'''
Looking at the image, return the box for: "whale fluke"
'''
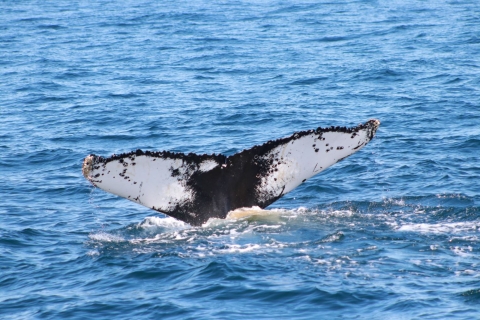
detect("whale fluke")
[82,119,380,226]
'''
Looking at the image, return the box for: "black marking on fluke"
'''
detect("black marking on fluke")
[82,119,380,226]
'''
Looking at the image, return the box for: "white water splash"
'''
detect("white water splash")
[137,216,189,230]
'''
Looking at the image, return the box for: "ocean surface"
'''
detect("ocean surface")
[1,0,480,319]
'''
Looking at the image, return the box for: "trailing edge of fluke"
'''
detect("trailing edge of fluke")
[83,119,380,226]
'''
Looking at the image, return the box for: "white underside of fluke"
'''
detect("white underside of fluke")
[255,128,374,202]
[83,119,380,225]
[84,155,221,212]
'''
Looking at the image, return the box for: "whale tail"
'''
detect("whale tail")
[83,119,380,226]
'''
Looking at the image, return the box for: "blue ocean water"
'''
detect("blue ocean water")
[1,0,480,318]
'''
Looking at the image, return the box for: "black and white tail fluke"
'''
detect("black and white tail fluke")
[82,119,380,226]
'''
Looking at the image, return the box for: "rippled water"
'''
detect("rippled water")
[1,0,480,319]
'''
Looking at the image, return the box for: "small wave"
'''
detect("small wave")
[289,76,327,86]
[460,289,480,302]
[88,231,125,243]
[86,250,100,256]
[452,138,480,150]
[215,244,263,254]
[315,35,350,42]
[451,246,474,257]
[319,209,357,218]
[449,235,479,243]
[397,222,479,234]
[320,231,345,243]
